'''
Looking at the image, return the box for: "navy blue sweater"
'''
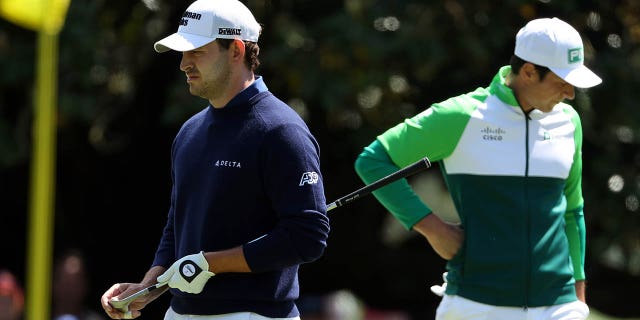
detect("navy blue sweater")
[152,77,330,317]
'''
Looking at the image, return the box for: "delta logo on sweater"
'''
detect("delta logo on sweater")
[215,160,241,168]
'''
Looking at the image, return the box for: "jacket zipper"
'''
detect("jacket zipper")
[523,113,531,309]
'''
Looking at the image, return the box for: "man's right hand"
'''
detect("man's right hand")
[413,213,464,260]
[101,283,141,319]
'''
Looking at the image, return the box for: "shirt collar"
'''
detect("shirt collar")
[214,76,268,110]
[489,66,519,107]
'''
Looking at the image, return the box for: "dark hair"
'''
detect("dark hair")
[216,38,260,72]
[509,55,551,80]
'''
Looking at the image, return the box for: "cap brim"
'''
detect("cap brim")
[154,32,216,53]
[550,65,602,89]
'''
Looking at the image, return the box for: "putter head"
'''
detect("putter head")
[109,296,132,312]
[109,296,137,319]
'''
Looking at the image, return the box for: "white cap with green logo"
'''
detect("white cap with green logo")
[514,17,602,88]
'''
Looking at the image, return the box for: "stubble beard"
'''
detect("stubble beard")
[189,58,231,103]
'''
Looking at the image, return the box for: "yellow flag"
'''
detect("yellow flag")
[0,0,70,34]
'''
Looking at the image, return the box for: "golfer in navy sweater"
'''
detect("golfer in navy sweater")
[100,0,330,319]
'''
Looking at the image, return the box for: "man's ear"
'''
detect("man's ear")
[520,62,538,82]
[231,39,246,61]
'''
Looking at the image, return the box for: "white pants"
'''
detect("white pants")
[164,307,301,320]
[436,295,589,320]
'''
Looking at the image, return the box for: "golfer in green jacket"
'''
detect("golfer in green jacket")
[355,17,601,320]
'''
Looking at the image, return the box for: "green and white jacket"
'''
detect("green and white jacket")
[355,66,586,307]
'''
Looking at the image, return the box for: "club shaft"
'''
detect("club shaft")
[327,157,431,212]
[145,282,166,293]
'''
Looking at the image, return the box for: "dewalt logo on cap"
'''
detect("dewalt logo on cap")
[568,48,583,64]
[219,28,242,36]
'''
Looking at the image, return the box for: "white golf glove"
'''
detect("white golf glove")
[157,251,215,294]
[430,272,448,297]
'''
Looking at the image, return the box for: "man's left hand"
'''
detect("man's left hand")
[157,251,215,294]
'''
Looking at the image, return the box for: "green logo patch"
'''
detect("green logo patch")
[568,48,583,64]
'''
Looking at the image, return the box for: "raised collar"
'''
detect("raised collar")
[489,66,519,108]
[211,76,268,111]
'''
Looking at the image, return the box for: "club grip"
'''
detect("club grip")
[327,157,431,212]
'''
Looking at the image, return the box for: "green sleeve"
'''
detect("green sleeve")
[354,140,431,229]
[565,208,587,280]
[563,105,586,280]
[563,106,585,213]
[355,96,477,229]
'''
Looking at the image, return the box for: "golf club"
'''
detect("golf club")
[327,156,432,212]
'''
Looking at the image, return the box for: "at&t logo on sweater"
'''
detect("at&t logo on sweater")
[299,172,319,186]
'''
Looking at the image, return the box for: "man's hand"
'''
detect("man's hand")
[157,251,215,294]
[101,283,137,319]
[413,214,464,260]
[575,280,586,303]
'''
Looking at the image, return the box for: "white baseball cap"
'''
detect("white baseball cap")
[154,0,261,53]
[514,17,602,88]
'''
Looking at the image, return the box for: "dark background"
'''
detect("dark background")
[1,0,639,318]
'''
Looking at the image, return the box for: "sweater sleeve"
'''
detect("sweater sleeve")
[242,123,330,273]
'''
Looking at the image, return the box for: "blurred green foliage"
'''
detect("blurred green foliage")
[1,0,639,318]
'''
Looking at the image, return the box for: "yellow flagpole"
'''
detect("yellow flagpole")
[0,0,69,319]
[0,0,71,318]
[25,29,58,320]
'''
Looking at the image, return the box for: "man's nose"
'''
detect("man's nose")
[180,54,191,72]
